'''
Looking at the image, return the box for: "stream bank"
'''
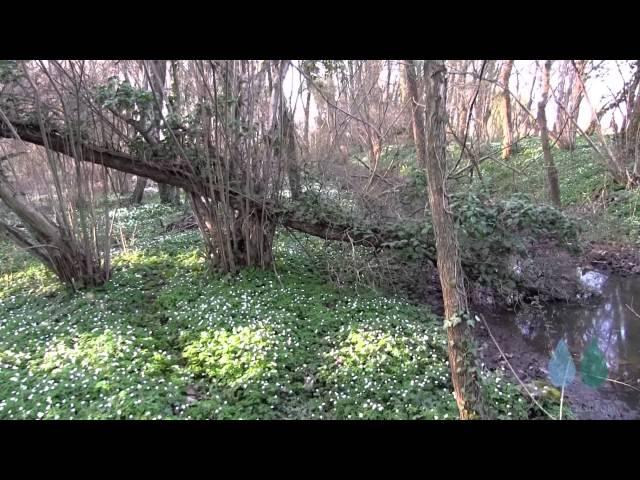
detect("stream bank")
[473,244,640,420]
[409,242,640,419]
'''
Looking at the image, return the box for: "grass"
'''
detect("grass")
[0,199,565,420]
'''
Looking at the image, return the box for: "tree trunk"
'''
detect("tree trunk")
[566,60,585,150]
[404,59,486,420]
[628,64,640,176]
[166,60,184,206]
[473,60,498,147]
[523,65,539,136]
[304,88,311,153]
[498,60,514,159]
[158,183,180,205]
[269,60,302,201]
[190,194,275,272]
[555,60,585,151]
[585,118,598,137]
[538,61,562,208]
[0,170,108,289]
[130,176,147,204]
[147,60,177,203]
[113,171,131,194]
[562,60,585,150]
[283,109,302,200]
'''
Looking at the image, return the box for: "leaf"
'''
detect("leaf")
[548,339,576,388]
[580,339,608,388]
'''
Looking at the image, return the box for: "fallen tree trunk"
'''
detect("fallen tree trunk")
[1,122,187,188]
[0,120,261,212]
[1,119,582,302]
[0,120,429,253]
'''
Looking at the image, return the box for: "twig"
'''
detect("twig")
[625,303,640,318]
[353,156,394,187]
[479,313,557,419]
[449,135,531,178]
[559,381,565,420]
[601,375,640,393]
[486,155,524,175]
[291,62,384,139]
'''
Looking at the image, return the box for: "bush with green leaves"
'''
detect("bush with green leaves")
[452,191,580,296]
[290,186,580,303]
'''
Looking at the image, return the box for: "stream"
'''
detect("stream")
[477,270,640,419]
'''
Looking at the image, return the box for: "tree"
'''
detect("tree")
[403,59,486,419]
[553,60,586,151]
[130,176,147,204]
[146,60,180,205]
[472,60,499,147]
[268,60,302,201]
[0,61,112,289]
[623,61,640,176]
[0,161,110,289]
[0,59,586,291]
[556,61,636,187]
[537,61,561,208]
[124,61,178,206]
[498,60,514,159]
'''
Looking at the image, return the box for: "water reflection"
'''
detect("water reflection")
[579,270,608,292]
[500,273,640,412]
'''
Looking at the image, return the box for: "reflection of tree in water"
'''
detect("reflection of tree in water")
[544,277,640,394]
[498,274,640,412]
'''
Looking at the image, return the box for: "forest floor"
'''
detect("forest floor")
[582,241,640,276]
[0,202,564,420]
[2,137,640,420]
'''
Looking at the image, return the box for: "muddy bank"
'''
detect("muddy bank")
[584,241,640,276]
[397,244,640,420]
[473,312,638,420]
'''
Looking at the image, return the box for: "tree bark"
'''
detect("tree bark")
[498,60,514,159]
[304,89,311,152]
[554,60,585,151]
[159,182,180,205]
[565,60,585,151]
[190,193,275,272]
[130,176,147,204]
[628,62,640,176]
[0,120,249,209]
[146,60,179,204]
[0,169,108,288]
[538,61,562,208]
[283,109,302,200]
[404,59,486,420]
[112,171,131,194]
[269,60,302,201]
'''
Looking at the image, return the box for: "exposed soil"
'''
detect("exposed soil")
[583,241,640,276]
